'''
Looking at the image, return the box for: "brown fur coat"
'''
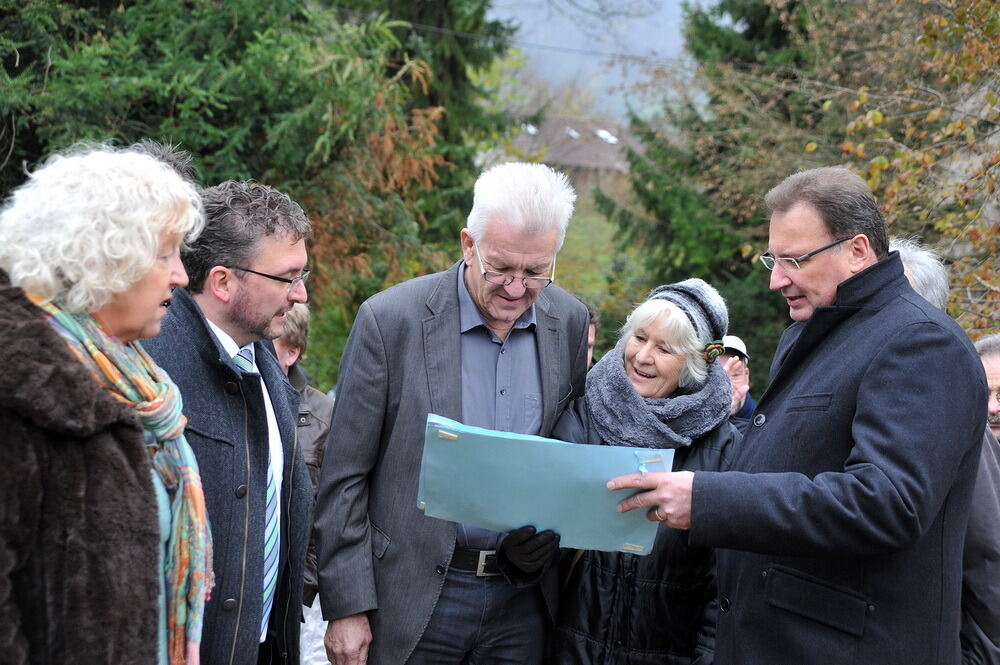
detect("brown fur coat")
[0,274,161,665]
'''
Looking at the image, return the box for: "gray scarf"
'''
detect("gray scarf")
[585,340,732,449]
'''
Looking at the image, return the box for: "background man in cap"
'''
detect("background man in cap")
[720,334,754,432]
[608,166,987,665]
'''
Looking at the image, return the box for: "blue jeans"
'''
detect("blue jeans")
[406,566,547,665]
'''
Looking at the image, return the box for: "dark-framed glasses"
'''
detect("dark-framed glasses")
[474,243,554,290]
[759,237,852,271]
[229,265,311,288]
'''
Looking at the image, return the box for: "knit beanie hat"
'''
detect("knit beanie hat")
[647,278,729,347]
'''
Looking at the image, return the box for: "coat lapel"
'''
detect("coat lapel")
[422,264,463,421]
[535,293,564,436]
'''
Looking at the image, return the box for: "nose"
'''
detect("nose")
[170,253,189,289]
[288,277,308,303]
[502,278,527,298]
[769,263,791,291]
[634,341,654,365]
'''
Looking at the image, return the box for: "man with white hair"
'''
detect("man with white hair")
[313,162,590,665]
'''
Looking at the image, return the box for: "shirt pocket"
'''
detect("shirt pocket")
[523,393,542,433]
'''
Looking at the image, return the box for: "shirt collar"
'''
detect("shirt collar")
[457,261,536,334]
[206,318,255,365]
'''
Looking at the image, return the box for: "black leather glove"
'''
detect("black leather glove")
[498,525,560,574]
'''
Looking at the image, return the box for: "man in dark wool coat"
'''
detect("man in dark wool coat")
[145,181,313,665]
[609,166,988,665]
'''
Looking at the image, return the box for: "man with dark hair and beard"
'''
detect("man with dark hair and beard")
[145,180,314,665]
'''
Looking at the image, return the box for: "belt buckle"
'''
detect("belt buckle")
[476,549,500,577]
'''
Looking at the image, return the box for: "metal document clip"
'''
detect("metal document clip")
[436,429,459,441]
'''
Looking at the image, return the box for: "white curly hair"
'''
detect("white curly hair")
[0,143,204,313]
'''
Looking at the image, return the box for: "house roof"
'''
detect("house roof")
[512,116,638,172]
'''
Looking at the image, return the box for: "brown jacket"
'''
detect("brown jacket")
[0,274,161,665]
[288,363,335,607]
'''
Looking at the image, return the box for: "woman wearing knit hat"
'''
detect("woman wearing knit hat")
[550,278,740,665]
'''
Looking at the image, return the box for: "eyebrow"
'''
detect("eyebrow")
[270,265,309,277]
[483,256,550,274]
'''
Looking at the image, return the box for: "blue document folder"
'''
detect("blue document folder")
[417,414,674,555]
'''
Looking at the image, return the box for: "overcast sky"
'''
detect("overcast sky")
[487,1,689,118]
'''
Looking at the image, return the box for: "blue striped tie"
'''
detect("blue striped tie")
[260,461,278,639]
[233,347,255,373]
[231,348,279,640]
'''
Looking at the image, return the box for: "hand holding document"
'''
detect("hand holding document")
[417,414,675,555]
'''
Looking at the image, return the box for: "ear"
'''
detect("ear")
[205,266,236,304]
[280,344,302,371]
[846,234,876,274]
[460,228,475,266]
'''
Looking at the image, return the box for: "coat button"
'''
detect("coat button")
[222,598,237,611]
[719,596,731,613]
[435,565,445,575]
[235,484,248,498]
[225,381,239,395]
[753,413,766,427]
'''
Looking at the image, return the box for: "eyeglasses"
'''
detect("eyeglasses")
[229,265,310,288]
[760,237,853,271]
[474,243,554,290]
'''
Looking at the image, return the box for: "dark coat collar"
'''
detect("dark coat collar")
[768,252,910,387]
[155,286,300,440]
[832,250,907,310]
[0,272,135,437]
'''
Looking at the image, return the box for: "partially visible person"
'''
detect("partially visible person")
[272,303,336,665]
[970,333,1000,665]
[145,180,313,665]
[608,166,987,665]
[0,144,211,665]
[981,334,1000,442]
[720,334,754,432]
[130,138,199,185]
[575,296,600,367]
[891,236,949,310]
[551,279,738,665]
[893,238,1000,665]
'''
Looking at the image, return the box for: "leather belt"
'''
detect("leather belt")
[450,549,502,576]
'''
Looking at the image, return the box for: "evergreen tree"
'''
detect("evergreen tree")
[332,0,516,242]
[598,0,797,371]
[1,0,451,387]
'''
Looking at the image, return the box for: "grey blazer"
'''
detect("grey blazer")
[313,261,589,664]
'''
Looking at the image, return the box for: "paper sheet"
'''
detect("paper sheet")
[417,414,674,554]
